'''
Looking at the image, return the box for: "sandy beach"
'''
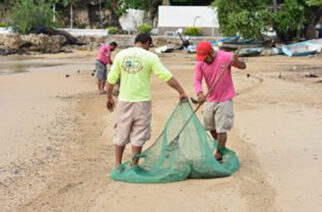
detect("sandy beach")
[0,50,321,212]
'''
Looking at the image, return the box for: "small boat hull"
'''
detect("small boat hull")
[239,47,263,57]
[282,42,317,57]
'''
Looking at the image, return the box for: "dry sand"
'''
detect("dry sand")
[0,50,321,212]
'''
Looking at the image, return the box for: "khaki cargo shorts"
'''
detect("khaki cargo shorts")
[203,99,234,133]
[113,101,151,147]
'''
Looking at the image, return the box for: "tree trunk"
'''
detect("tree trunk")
[162,0,170,5]
[99,0,102,28]
[109,0,121,27]
[304,9,322,40]
[305,23,317,39]
[70,4,73,28]
[53,3,56,22]
[149,1,161,27]
[272,0,277,13]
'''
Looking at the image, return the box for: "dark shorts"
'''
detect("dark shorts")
[95,60,107,81]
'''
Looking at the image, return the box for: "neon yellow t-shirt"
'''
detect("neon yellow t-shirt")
[108,47,173,102]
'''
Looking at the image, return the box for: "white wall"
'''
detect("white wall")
[0,27,13,34]
[158,6,219,28]
[62,28,108,36]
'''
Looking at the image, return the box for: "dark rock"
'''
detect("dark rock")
[305,73,318,78]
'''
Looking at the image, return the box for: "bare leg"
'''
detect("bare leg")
[210,129,218,140]
[210,130,227,160]
[131,145,143,165]
[98,80,106,94]
[215,132,227,160]
[102,80,106,91]
[97,80,101,92]
[98,80,103,93]
[217,132,227,148]
[115,145,126,166]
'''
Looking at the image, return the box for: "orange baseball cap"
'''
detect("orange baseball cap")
[196,42,213,61]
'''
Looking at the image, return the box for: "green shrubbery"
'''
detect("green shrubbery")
[10,0,56,34]
[138,23,152,33]
[184,27,202,36]
[107,27,118,34]
[0,23,8,28]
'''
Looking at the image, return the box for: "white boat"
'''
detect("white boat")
[307,38,322,53]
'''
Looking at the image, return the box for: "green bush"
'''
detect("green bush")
[10,0,56,34]
[0,23,7,28]
[213,0,322,41]
[107,27,118,34]
[138,23,152,33]
[184,27,202,36]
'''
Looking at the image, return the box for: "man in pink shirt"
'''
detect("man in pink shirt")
[96,42,118,94]
[194,42,246,162]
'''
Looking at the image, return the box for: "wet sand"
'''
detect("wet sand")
[0,50,321,211]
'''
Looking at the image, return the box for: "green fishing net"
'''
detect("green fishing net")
[110,101,240,183]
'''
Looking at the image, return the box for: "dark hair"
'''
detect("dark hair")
[134,33,152,45]
[110,41,118,47]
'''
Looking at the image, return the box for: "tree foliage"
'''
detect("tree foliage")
[271,0,306,40]
[213,0,270,39]
[104,0,162,27]
[10,0,56,34]
[106,0,161,15]
[170,0,212,5]
[59,0,80,7]
[213,0,322,41]
[306,0,322,6]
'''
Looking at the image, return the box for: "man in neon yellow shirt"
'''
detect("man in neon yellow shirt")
[106,33,188,167]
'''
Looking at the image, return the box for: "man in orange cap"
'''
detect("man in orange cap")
[194,41,246,161]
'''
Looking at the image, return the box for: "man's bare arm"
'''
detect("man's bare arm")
[166,77,188,101]
[232,55,246,69]
[106,82,115,112]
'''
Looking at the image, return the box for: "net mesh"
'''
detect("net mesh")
[110,101,240,183]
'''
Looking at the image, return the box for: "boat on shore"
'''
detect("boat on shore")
[282,42,317,57]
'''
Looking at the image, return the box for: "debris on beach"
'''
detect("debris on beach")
[155,45,176,54]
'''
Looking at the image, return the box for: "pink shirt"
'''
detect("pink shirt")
[96,44,111,65]
[194,51,235,102]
